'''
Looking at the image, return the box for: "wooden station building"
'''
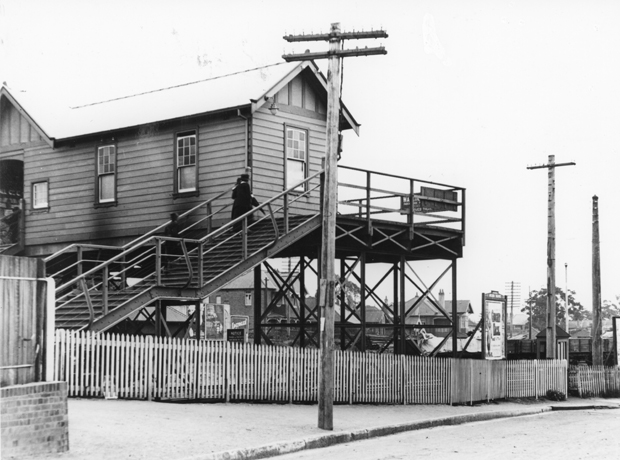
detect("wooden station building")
[0,60,466,355]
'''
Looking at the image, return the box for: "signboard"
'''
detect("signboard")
[201,303,230,341]
[400,187,458,214]
[614,316,620,367]
[482,291,507,360]
[227,329,246,343]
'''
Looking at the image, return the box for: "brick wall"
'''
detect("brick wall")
[1,381,69,457]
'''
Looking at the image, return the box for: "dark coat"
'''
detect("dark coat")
[231,179,259,230]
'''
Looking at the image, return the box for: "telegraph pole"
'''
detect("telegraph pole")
[564,263,569,335]
[527,155,575,359]
[284,23,387,431]
[592,196,602,366]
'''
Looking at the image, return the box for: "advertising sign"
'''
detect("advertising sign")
[614,317,620,367]
[400,187,458,214]
[482,291,507,360]
[201,303,229,341]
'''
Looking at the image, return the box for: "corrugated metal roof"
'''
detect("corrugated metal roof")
[6,61,301,141]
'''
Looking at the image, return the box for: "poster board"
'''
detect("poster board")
[614,316,620,367]
[482,291,507,360]
[229,315,250,343]
[201,303,230,341]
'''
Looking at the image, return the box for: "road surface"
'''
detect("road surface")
[269,409,620,459]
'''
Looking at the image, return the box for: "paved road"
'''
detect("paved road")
[269,409,620,460]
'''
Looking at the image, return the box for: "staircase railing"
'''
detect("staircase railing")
[50,170,324,328]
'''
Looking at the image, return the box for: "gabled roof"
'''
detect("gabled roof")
[536,325,570,339]
[1,60,359,145]
[405,295,473,317]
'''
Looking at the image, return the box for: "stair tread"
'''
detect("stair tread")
[54,214,319,329]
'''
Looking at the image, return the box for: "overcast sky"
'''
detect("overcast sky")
[1,0,618,314]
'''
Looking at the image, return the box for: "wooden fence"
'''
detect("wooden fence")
[569,365,620,398]
[54,330,567,405]
[1,255,48,387]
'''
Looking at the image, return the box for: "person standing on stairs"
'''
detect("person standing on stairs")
[163,212,182,272]
[231,173,263,233]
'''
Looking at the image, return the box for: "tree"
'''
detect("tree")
[602,295,620,320]
[521,287,589,331]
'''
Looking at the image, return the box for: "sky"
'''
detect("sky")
[1,0,619,315]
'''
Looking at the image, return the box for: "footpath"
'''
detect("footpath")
[30,396,620,460]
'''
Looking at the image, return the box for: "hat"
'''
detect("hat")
[240,174,250,180]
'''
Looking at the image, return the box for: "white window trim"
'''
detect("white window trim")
[97,145,116,203]
[32,180,49,209]
[176,131,197,193]
[285,125,308,192]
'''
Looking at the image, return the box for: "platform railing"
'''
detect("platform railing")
[337,165,466,243]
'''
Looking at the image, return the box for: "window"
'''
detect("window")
[245,293,252,307]
[215,295,222,304]
[97,145,116,203]
[176,131,197,193]
[285,126,307,191]
[32,181,48,209]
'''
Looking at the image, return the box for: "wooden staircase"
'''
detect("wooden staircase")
[54,214,321,332]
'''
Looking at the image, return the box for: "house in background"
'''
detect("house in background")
[207,268,301,329]
[404,289,473,338]
[507,313,530,338]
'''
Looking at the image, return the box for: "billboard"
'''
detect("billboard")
[482,291,507,360]
[401,187,458,214]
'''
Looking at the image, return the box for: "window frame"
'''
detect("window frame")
[95,143,117,206]
[245,293,252,307]
[174,129,199,196]
[284,124,309,192]
[31,180,49,210]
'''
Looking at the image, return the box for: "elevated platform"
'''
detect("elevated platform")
[45,165,466,355]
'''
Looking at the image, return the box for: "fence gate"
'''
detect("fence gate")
[0,255,48,386]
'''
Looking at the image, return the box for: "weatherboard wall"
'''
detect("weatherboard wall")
[250,73,327,214]
[20,114,248,254]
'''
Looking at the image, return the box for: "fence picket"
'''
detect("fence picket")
[55,331,577,405]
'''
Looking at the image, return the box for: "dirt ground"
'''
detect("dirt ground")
[269,409,620,460]
[17,397,620,460]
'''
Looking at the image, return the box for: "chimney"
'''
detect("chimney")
[438,289,445,309]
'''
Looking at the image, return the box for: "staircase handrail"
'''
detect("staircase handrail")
[198,169,324,244]
[54,169,325,329]
[53,171,322,297]
[44,184,236,265]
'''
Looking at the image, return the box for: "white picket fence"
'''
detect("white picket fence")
[569,365,620,398]
[54,330,566,404]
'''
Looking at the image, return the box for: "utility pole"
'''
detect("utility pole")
[527,155,575,359]
[284,23,387,431]
[564,263,569,335]
[528,287,533,340]
[592,196,602,366]
[505,281,521,338]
